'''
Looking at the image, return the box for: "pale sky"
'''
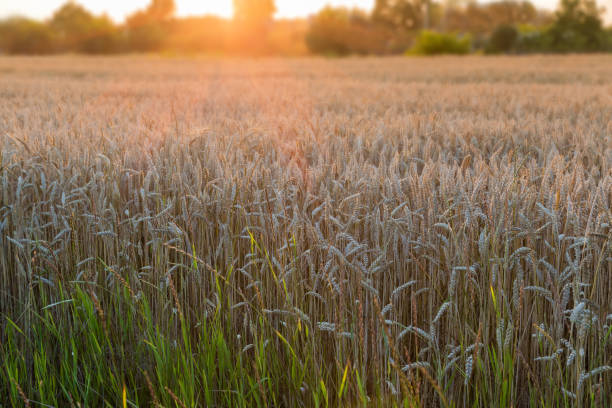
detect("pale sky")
[1,0,610,23]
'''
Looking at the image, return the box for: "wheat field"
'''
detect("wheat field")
[0,55,611,407]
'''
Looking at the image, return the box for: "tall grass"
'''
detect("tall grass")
[0,56,611,407]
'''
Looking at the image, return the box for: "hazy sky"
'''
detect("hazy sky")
[1,0,611,23]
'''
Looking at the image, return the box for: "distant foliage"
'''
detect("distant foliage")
[514,24,553,52]
[305,7,356,55]
[445,1,551,36]
[372,0,430,31]
[0,3,123,55]
[51,2,111,52]
[125,0,176,52]
[546,0,609,52]
[306,6,404,55]
[0,18,56,54]
[513,0,611,53]
[486,24,519,53]
[0,0,610,55]
[408,30,471,55]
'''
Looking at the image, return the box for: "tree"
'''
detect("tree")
[80,16,122,53]
[0,17,55,54]
[306,6,397,55]
[125,0,176,51]
[126,0,175,26]
[50,2,96,51]
[306,6,351,55]
[547,0,607,51]
[445,1,547,35]
[486,24,519,53]
[50,2,120,53]
[233,0,276,24]
[372,0,429,31]
[147,0,176,20]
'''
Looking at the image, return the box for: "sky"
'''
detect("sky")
[0,0,611,23]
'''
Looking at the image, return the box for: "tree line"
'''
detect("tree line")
[0,0,610,55]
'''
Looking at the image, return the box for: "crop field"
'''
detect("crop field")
[0,55,611,407]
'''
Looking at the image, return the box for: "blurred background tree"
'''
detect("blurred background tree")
[546,0,609,51]
[445,1,546,34]
[0,17,56,54]
[50,2,121,53]
[126,0,175,52]
[305,6,352,55]
[486,24,520,53]
[0,0,610,55]
[306,6,409,55]
[146,0,176,20]
[372,0,428,30]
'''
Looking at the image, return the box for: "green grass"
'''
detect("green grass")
[1,252,419,407]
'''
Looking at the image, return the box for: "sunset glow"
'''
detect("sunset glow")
[2,0,611,23]
[2,1,376,21]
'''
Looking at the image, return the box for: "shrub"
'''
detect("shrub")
[514,25,551,53]
[486,24,519,53]
[407,30,471,55]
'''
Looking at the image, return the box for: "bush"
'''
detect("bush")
[514,25,550,52]
[486,24,519,53]
[407,30,471,55]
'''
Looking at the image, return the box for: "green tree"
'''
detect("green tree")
[372,0,430,31]
[50,2,96,51]
[50,2,120,53]
[305,6,352,55]
[306,6,397,55]
[547,0,607,51]
[486,24,519,53]
[126,0,176,51]
[445,1,547,35]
